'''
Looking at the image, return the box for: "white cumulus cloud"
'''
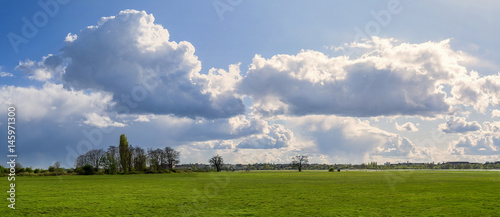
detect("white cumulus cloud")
[450,71,500,113]
[0,83,111,123]
[395,122,419,132]
[492,110,500,118]
[16,54,64,81]
[56,10,244,119]
[239,37,473,117]
[449,121,500,157]
[237,124,294,149]
[439,116,481,134]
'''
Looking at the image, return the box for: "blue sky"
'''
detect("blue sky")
[1,0,500,168]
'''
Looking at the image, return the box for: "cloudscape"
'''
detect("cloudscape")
[1,1,500,169]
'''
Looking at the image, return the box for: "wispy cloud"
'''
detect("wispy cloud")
[0,67,14,77]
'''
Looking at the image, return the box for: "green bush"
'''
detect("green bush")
[48,166,55,172]
[82,164,95,175]
[25,167,33,173]
[329,168,335,172]
[104,168,118,175]
[75,164,95,175]
[16,167,25,174]
[74,167,83,174]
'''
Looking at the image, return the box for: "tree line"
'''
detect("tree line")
[74,134,181,174]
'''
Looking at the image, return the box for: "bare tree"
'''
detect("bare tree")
[292,155,309,172]
[165,147,180,170]
[75,154,87,168]
[128,145,134,172]
[54,161,61,175]
[132,147,147,171]
[75,149,105,171]
[88,149,106,170]
[76,151,93,168]
[209,154,224,172]
[245,164,251,172]
[160,149,168,169]
[103,146,120,174]
[148,148,165,172]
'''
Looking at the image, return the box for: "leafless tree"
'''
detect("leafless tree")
[245,164,251,172]
[292,155,309,172]
[132,146,147,171]
[209,154,224,172]
[75,149,105,171]
[148,148,165,172]
[165,146,180,170]
[76,152,91,168]
[54,161,61,175]
[88,149,105,170]
[104,146,120,173]
[128,145,134,172]
[75,155,84,168]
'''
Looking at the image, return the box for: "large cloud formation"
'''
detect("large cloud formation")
[58,10,244,119]
[239,38,477,117]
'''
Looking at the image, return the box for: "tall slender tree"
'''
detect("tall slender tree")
[119,134,130,172]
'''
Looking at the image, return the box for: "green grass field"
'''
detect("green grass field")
[2,170,500,216]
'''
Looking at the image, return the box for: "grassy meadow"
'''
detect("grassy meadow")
[2,170,500,216]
